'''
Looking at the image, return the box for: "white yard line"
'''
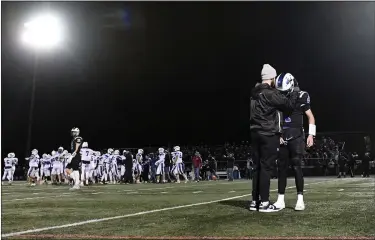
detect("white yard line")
[2,193,75,203]
[91,192,104,195]
[338,189,345,192]
[1,178,343,238]
[193,191,202,194]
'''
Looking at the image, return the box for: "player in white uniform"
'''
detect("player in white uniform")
[155,148,166,183]
[171,146,188,183]
[2,153,18,185]
[117,152,126,183]
[80,142,94,186]
[51,150,62,185]
[40,154,51,184]
[101,149,113,184]
[62,151,71,183]
[90,151,98,183]
[95,152,103,183]
[10,153,18,183]
[109,150,120,184]
[26,149,40,186]
[57,147,65,183]
[134,149,144,183]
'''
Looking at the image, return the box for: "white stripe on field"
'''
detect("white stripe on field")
[1,179,342,238]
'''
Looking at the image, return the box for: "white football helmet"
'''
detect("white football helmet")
[275,73,295,92]
[58,147,64,153]
[108,148,114,154]
[71,127,80,137]
[51,150,56,156]
[123,150,127,155]
[63,150,68,155]
[82,142,88,148]
[114,150,120,155]
[42,153,47,158]
[158,148,164,154]
[10,152,15,158]
[31,149,38,155]
[174,146,180,151]
[138,149,144,154]
[97,151,101,156]
[7,153,12,158]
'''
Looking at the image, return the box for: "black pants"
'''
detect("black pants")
[278,128,304,195]
[347,165,355,177]
[251,132,279,202]
[142,165,149,182]
[124,164,133,183]
[362,162,370,177]
[66,157,80,171]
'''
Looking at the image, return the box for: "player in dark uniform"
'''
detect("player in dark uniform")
[273,73,316,211]
[65,127,83,190]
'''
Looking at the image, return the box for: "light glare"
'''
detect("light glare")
[22,15,63,49]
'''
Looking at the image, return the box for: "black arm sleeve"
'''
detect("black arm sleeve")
[269,91,297,114]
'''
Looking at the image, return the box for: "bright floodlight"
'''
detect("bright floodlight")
[21,15,63,49]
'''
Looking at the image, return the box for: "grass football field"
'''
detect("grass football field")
[1,177,375,239]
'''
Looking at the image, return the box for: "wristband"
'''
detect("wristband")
[309,124,316,136]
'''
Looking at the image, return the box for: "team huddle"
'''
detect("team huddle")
[3,128,188,189]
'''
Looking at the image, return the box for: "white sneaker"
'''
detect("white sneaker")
[295,201,305,211]
[80,182,84,187]
[273,200,286,210]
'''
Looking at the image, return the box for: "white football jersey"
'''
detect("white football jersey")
[80,148,95,161]
[111,155,118,165]
[102,153,111,164]
[51,154,60,167]
[172,151,183,164]
[97,156,103,165]
[156,153,165,165]
[29,155,40,168]
[136,153,143,164]
[4,158,15,168]
[42,157,51,168]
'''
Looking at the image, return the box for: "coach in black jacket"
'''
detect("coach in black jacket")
[249,64,297,213]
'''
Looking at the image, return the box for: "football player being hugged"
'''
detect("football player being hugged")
[134,149,144,183]
[66,127,83,190]
[155,148,166,183]
[26,149,40,186]
[171,146,188,183]
[274,73,316,211]
[2,153,18,185]
[80,142,94,186]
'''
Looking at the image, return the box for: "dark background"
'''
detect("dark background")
[2,2,375,159]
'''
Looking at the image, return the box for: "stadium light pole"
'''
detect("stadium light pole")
[21,14,63,157]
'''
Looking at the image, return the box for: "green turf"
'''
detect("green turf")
[1,177,375,239]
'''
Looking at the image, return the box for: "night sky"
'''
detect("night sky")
[2,2,375,159]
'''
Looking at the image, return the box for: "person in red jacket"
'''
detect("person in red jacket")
[192,152,202,182]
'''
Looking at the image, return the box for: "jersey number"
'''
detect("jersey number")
[86,151,89,156]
